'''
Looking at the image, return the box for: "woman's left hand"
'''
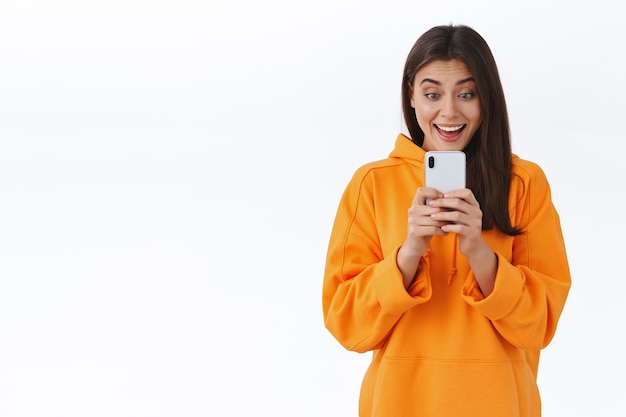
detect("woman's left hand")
[429,188,498,296]
[427,188,485,257]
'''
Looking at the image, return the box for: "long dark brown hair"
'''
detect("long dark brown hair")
[401,24,522,236]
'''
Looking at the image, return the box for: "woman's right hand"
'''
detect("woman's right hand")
[397,187,448,288]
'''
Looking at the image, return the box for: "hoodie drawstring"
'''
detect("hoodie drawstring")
[447,233,458,285]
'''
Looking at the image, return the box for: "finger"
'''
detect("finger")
[431,209,465,225]
[428,197,467,214]
[441,223,463,234]
[443,188,478,205]
[412,187,443,206]
[409,224,449,238]
[408,204,451,225]
[408,208,450,231]
[433,208,482,233]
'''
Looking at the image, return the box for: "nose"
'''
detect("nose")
[440,97,458,118]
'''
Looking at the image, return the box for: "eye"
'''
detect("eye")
[425,93,439,100]
[459,92,475,99]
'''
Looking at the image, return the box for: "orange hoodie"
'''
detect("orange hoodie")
[322,134,571,417]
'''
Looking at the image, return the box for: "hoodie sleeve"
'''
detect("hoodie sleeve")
[461,161,571,350]
[322,167,430,353]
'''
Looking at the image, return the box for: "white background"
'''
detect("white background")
[0,1,623,416]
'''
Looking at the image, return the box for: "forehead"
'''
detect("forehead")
[414,59,474,85]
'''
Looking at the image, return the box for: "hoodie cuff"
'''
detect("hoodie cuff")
[461,252,524,320]
[372,245,432,315]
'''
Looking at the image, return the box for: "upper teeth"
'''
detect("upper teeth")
[437,125,463,132]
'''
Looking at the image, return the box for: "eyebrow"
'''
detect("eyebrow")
[419,77,475,86]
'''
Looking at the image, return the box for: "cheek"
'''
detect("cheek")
[467,103,482,123]
[414,101,436,122]
[465,106,483,137]
[413,100,433,118]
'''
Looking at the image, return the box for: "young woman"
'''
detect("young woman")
[322,24,571,417]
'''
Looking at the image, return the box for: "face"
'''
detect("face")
[410,59,482,152]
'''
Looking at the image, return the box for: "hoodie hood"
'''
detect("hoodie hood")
[388,134,426,168]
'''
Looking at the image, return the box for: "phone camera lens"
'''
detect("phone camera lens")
[428,156,434,168]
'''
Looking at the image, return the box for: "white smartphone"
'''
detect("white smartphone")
[424,151,466,200]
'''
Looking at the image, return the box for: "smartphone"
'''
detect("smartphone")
[424,151,466,202]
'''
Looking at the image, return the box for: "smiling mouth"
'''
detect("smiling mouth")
[435,124,465,133]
